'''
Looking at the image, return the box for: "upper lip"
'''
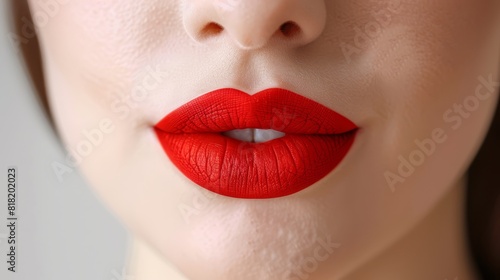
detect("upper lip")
[154,88,357,135]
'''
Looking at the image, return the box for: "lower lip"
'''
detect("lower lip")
[155,129,357,199]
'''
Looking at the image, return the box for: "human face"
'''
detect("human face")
[30,0,500,279]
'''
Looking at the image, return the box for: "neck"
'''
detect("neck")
[127,178,479,280]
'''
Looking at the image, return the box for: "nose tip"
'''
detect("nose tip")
[183,0,327,50]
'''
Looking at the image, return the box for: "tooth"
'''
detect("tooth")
[222,128,253,142]
[253,129,285,143]
[222,128,286,143]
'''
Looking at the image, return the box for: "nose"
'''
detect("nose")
[182,0,327,50]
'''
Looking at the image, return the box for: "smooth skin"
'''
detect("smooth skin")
[29,0,500,279]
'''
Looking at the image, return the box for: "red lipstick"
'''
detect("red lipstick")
[154,88,357,199]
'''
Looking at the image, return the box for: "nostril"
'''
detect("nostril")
[200,22,224,38]
[279,21,300,37]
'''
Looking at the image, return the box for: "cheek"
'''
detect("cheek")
[32,0,185,110]
[329,0,500,258]
[365,0,500,158]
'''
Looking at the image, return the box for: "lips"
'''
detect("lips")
[154,88,357,199]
